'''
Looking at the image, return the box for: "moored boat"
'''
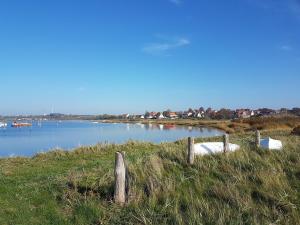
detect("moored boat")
[11,121,32,128]
[0,122,7,128]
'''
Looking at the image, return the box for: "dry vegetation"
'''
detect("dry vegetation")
[235,116,300,131]
[292,126,300,136]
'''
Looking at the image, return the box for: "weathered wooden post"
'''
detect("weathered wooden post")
[121,151,129,201]
[188,137,195,165]
[114,152,126,205]
[255,130,260,148]
[223,134,229,153]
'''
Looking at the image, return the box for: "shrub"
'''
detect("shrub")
[291,126,300,135]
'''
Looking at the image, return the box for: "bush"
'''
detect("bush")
[291,126,300,135]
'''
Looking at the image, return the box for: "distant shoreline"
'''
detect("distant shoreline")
[96,115,300,134]
[2,115,299,134]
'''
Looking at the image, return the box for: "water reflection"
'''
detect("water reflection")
[134,123,215,133]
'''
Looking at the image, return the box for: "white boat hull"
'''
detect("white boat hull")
[260,137,282,150]
[194,142,240,155]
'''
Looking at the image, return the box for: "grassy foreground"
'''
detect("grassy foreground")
[0,130,300,225]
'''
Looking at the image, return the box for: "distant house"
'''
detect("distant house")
[121,114,130,119]
[235,109,252,119]
[187,112,194,117]
[194,111,203,118]
[182,109,204,118]
[146,114,153,119]
[146,112,158,119]
[255,108,276,117]
[166,112,178,119]
[253,110,261,116]
[182,111,190,118]
[156,112,165,119]
[190,109,205,118]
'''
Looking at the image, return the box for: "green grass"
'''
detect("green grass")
[0,130,299,225]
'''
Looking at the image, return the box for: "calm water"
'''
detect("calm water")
[0,120,224,157]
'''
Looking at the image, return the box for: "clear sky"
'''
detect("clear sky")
[0,0,299,115]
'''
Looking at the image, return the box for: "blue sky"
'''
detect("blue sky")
[0,0,299,115]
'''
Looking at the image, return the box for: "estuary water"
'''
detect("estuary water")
[0,120,224,157]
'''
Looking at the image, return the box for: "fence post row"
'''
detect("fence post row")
[188,137,195,165]
[113,130,262,205]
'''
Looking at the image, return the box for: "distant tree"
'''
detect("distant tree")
[205,107,212,117]
[163,109,172,117]
[206,107,212,113]
[162,111,168,117]
[145,111,150,117]
[215,108,234,120]
[177,111,183,118]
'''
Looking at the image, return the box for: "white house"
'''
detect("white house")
[122,114,130,119]
[157,113,165,119]
[194,112,203,118]
[167,112,178,119]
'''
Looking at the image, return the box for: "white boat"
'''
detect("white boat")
[260,137,282,150]
[0,122,7,128]
[194,142,240,155]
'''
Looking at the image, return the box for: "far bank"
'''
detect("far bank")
[98,115,300,134]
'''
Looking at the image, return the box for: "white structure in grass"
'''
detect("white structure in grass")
[194,142,240,155]
[260,137,282,150]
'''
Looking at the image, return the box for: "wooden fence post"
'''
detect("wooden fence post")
[114,152,126,205]
[188,137,195,165]
[121,151,129,202]
[223,134,229,153]
[255,130,260,148]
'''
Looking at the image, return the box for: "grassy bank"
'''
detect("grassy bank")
[101,116,300,133]
[0,130,299,224]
